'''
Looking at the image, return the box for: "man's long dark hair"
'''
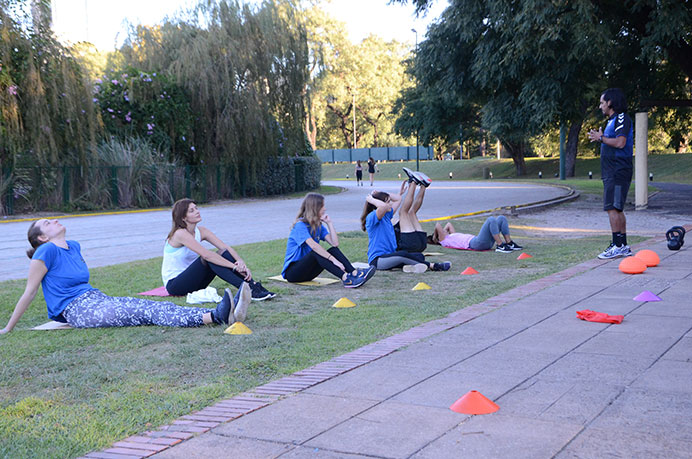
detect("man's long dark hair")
[602,88,627,113]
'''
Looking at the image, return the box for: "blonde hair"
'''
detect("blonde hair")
[294,193,324,236]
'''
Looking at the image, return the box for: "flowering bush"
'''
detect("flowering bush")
[94,67,195,162]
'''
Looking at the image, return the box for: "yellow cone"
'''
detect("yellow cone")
[332,297,356,308]
[412,282,431,291]
[224,322,253,335]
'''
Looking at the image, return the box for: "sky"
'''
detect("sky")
[50,0,449,51]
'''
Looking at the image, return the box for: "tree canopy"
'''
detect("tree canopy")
[302,4,414,150]
[393,0,692,175]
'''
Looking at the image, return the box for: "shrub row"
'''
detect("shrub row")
[2,155,321,215]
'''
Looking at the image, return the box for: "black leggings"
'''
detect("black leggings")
[166,250,246,296]
[284,247,354,283]
[372,251,426,270]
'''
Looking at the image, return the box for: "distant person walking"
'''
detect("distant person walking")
[587,88,634,259]
[355,160,363,186]
[367,157,377,186]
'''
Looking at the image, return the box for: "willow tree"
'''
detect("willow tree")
[0,0,100,168]
[117,0,310,183]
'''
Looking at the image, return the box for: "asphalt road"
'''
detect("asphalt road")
[648,182,692,216]
[0,180,568,282]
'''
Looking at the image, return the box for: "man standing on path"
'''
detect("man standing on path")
[588,88,634,259]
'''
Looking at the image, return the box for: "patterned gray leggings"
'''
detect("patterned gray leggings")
[62,289,208,328]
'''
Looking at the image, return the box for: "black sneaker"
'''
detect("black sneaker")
[432,261,451,271]
[412,171,432,187]
[506,240,523,251]
[213,288,235,324]
[495,243,513,253]
[250,281,276,301]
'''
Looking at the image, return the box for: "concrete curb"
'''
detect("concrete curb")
[420,183,579,222]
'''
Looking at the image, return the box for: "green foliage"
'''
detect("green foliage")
[303,5,414,149]
[93,137,176,208]
[293,155,322,190]
[0,2,101,168]
[393,0,692,176]
[257,156,296,195]
[118,1,309,168]
[95,68,194,162]
[70,42,108,82]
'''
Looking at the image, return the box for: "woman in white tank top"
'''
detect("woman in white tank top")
[163,199,276,301]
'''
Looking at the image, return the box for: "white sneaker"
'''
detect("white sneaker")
[598,243,629,259]
[403,263,428,273]
[232,282,252,323]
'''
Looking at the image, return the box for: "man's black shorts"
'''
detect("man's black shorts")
[601,154,632,211]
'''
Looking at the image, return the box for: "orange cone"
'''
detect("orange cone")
[634,249,660,267]
[619,257,647,274]
[449,390,499,415]
[461,267,479,275]
[517,253,533,260]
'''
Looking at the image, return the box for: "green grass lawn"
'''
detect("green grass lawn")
[322,152,692,190]
[0,224,644,458]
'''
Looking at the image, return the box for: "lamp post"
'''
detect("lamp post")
[411,28,419,171]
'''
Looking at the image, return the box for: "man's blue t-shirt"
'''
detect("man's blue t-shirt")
[366,209,397,264]
[33,241,94,322]
[601,112,633,158]
[282,221,329,276]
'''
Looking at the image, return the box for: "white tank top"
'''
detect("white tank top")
[161,227,201,286]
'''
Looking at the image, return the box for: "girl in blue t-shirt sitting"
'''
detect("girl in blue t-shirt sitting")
[282,193,375,288]
[1,219,239,334]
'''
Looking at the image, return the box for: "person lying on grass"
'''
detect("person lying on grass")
[163,198,275,301]
[282,192,375,288]
[429,217,523,253]
[0,219,249,334]
[361,170,450,273]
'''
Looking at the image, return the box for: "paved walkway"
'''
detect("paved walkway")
[0,180,568,282]
[83,225,692,458]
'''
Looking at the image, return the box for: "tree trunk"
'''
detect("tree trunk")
[326,103,353,148]
[502,139,527,176]
[565,121,582,178]
[304,112,317,151]
[565,101,589,177]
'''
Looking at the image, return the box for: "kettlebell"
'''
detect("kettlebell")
[666,226,686,251]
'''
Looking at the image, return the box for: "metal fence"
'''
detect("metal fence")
[1,163,313,216]
[315,146,434,163]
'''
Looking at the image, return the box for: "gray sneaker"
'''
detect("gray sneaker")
[598,243,629,259]
[232,282,252,323]
[403,263,428,273]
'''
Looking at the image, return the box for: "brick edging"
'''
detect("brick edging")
[80,235,672,459]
